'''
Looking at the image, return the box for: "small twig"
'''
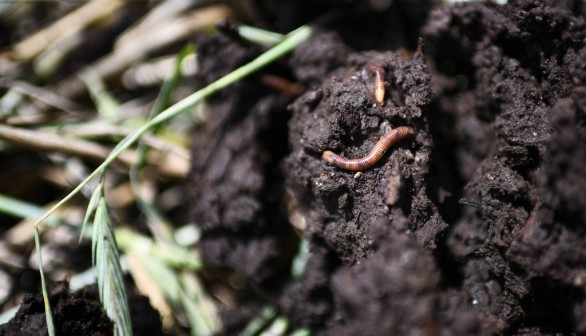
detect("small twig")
[0,79,87,113]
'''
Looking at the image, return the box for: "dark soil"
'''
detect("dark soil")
[3,0,585,335]
[0,283,162,336]
[187,0,586,335]
[0,284,111,336]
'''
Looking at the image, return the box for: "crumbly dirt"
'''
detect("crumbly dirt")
[5,0,581,334]
[187,0,586,335]
[186,32,299,330]
[0,283,162,336]
[0,284,112,336]
[422,1,586,334]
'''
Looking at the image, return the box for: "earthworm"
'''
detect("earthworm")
[368,63,385,104]
[322,126,415,171]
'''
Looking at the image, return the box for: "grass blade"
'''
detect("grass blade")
[115,227,201,270]
[179,272,219,336]
[31,24,312,231]
[0,193,65,227]
[129,44,195,244]
[238,24,284,46]
[150,44,195,121]
[25,24,312,336]
[240,306,277,336]
[80,185,102,243]
[34,226,56,336]
[82,72,122,120]
[93,196,133,336]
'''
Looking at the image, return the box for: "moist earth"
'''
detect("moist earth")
[188,0,586,335]
[3,0,585,335]
[0,283,163,336]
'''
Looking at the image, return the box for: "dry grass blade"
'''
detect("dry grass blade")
[0,123,133,161]
[0,124,188,178]
[114,0,201,48]
[54,4,232,99]
[2,0,124,62]
[0,79,87,113]
[59,122,191,159]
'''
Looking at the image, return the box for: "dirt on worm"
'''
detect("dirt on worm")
[187,0,586,335]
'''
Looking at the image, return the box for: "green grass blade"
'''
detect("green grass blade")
[240,305,277,336]
[91,178,105,264]
[179,272,219,336]
[0,193,65,227]
[291,239,309,280]
[34,226,56,336]
[82,72,121,120]
[289,328,311,336]
[150,44,195,122]
[31,25,311,231]
[238,24,284,46]
[80,185,102,243]
[115,228,201,270]
[94,198,133,336]
[259,316,288,336]
[129,44,195,244]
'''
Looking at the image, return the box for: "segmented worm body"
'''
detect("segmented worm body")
[367,63,385,104]
[322,126,414,171]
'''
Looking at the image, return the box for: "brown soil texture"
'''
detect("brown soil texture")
[188,0,586,335]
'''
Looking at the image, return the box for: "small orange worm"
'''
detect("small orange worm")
[322,126,415,171]
[368,63,385,104]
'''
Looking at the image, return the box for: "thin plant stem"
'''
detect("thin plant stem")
[34,227,56,336]
[31,25,311,231]
[30,25,311,335]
